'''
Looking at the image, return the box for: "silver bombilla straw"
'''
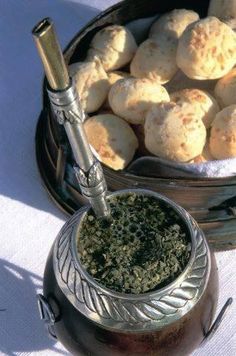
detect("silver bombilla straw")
[32,18,110,219]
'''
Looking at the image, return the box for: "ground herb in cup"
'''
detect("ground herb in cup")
[77,193,191,294]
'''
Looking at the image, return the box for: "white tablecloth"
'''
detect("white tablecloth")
[0,1,235,355]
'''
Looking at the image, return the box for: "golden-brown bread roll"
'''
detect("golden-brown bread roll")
[209,105,236,159]
[214,68,236,108]
[189,144,214,163]
[177,17,236,80]
[170,88,220,128]
[87,25,137,71]
[108,78,170,124]
[84,114,138,170]
[69,58,109,113]
[149,9,199,40]
[107,71,131,87]
[130,38,178,84]
[144,102,206,162]
[131,9,199,84]
[103,71,132,109]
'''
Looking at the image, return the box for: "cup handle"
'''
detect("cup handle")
[37,294,57,340]
[202,297,233,345]
[37,294,233,343]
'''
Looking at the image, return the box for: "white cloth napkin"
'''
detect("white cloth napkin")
[0,1,235,355]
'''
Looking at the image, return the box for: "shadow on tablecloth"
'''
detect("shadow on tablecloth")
[0,258,69,355]
[0,0,99,218]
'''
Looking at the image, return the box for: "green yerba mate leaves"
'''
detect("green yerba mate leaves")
[77,194,191,294]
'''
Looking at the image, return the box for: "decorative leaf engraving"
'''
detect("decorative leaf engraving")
[54,109,65,125]
[67,109,84,124]
[88,161,103,186]
[75,161,103,188]
[90,289,110,319]
[137,303,165,321]
[54,212,208,327]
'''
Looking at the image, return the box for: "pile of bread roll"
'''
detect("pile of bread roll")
[69,0,236,171]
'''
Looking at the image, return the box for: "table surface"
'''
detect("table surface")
[0,1,235,355]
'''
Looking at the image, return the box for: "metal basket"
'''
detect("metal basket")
[35,0,236,250]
